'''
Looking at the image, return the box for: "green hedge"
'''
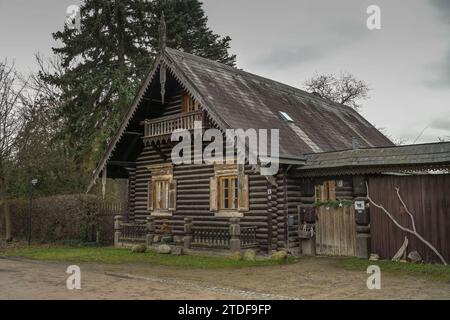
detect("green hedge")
[2,195,116,244]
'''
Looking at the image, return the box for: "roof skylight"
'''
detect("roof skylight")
[279,111,294,122]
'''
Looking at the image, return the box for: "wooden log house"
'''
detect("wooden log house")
[89,17,450,261]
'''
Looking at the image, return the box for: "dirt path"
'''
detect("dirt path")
[0,258,244,300]
[108,256,450,300]
[0,257,448,300]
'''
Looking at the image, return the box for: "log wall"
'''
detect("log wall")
[127,89,272,251]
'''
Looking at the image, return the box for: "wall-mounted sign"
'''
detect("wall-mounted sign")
[355,200,365,211]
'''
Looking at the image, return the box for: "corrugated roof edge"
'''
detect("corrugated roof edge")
[303,141,450,156]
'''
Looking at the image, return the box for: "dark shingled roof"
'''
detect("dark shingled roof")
[300,142,450,171]
[88,48,397,191]
[165,47,394,158]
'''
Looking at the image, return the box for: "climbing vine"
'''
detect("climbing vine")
[314,199,353,209]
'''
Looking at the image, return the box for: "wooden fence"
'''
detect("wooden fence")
[95,201,127,244]
[368,175,450,263]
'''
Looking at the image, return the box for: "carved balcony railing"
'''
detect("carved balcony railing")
[118,223,147,243]
[144,110,206,140]
[191,226,230,249]
[240,226,258,248]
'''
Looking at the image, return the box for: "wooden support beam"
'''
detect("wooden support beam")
[123,131,142,136]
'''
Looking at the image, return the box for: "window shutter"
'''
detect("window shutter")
[147,181,153,211]
[238,175,249,212]
[168,179,177,211]
[328,180,336,201]
[314,185,320,203]
[210,177,218,212]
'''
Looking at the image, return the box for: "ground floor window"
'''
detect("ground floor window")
[153,179,169,210]
[210,163,249,217]
[146,163,177,216]
[219,176,238,210]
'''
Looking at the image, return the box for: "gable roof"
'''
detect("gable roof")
[164,48,393,157]
[87,47,393,191]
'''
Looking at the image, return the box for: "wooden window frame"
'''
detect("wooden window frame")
[218,175,238,211]
[210,163,249,218]
[146,163,176,217]
[315,180,336,202]
[153,179,170,211]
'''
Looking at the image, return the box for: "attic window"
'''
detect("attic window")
[279,111,294,122]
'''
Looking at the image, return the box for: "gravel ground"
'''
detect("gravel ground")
[0,256,448,300]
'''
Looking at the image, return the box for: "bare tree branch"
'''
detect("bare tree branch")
[366,182,447,265]
[303,72,370,110]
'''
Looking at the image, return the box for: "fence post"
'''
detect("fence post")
[146,216,155,247]
[229,218,241,252]
[114,215,123,247]
[183,217,193,249]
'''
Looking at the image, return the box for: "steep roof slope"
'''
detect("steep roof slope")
[165,47,393,158]
[88,48,394,191]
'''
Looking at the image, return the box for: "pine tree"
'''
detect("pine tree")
[45,0,235,167]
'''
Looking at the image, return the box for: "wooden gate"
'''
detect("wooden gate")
[316,206,357,256]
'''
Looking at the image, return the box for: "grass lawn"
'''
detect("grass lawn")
[334,257,450,282]
[0,246,295,269]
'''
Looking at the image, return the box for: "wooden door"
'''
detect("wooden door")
[316,206,357,256]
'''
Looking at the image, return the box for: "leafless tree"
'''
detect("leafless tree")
[0,59,26,239]
[303,72,370,110]
[366,182,447,265]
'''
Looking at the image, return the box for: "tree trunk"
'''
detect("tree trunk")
[4,200,11,241]
[0,163,10,241]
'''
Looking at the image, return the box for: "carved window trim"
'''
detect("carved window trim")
[147,163,176,217]
[210,163,249,218]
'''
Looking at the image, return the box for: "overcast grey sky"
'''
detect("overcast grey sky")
[0,0,449,143]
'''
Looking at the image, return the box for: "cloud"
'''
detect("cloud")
[253,20,368,70]
[255,46,323,69]
[425,0,450,88]
[430,116,450,131]
[429,0,450,20]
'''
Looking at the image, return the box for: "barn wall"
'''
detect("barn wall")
[368,175,450,263]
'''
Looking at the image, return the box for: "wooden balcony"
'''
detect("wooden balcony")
[143,110,207,140]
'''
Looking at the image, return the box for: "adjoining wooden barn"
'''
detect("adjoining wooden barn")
[88,18,450,264]
[294,143,450,263]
